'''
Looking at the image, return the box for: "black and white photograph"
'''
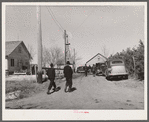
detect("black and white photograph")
[2,2,147,120]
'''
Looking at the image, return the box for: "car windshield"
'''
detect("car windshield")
[78,66,84,70]
[112,60,123,64]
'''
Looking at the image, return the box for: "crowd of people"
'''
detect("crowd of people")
[84,64,97,77]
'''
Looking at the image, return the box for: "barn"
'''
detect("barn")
[5,41,32,75]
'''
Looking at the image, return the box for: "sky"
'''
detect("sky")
[5,4,145,66]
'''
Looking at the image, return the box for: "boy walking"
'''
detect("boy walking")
[92,64,96,77]
[46,63,57,94]
[64,61,73,92]
[85,64,88,77]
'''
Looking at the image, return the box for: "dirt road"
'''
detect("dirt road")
[6,74,144,109]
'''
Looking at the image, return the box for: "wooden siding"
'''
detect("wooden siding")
[7,43,30,73]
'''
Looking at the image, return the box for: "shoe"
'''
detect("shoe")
[68,88,71,92]
[64,87,67,92]
[47,91,50,94]
[53,88,57,91]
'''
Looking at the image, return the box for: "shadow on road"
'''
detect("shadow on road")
[47,86,61,95]
[108,78,128,81]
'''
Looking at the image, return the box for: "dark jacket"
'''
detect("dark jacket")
[47,68,55,79]
[64,65,73,78]
[85,66,88,71]
[92,65,96,72]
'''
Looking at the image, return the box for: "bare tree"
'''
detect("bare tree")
[101,44,109,58]
[69,49,82,65]
[27,44,36,75]
[42,46,51,66]
[42,46,64,67]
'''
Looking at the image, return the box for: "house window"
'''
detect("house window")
[11,59,14,67]
[18,47,22,53]
[17,60,19,67]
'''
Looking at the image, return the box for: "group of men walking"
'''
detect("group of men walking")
[46,61,73,94]
[46,61,97,94]
[84,64,97,77]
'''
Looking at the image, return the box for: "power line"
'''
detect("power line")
[46,6,64,32]
[72,8,97,34]
[49,7,65,31]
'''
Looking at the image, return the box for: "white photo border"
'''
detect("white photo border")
[2,2,147,120]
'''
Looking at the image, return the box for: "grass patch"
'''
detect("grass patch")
[6,73,82,101]
[6,75,48,100]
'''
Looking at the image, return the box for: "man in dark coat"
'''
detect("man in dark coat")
[84,64,88,77]
[64,61,73,92]
[46,63,57,94]
[92,64,96,77]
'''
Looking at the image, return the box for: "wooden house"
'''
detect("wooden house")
[5,41,32,75]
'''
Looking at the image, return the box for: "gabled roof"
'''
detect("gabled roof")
[86,53,108,64]
[6,41,32,59]
[6,41,22,56]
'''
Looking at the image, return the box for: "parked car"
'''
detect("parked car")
[77,66,85,73]
[105,59,128,80]
[96,69,102,75]
[101,63,107,76]
[96,63,105,75]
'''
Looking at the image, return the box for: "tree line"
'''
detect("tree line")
[42,46,81,67]
[108,40,144,80]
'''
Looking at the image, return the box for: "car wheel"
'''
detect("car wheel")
[106,76,110,80]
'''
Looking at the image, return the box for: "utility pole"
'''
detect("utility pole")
[64,30,70,64]
[66,34,70,62]
[74,48,75,63]
[64,30,66,65]
[37,6,42,83]
[73,48,76,72]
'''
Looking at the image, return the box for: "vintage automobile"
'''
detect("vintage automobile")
[96,63,104,75]
[77,66,85,73]
[100,63,107,76]
[96,69,102,75]
[105,59,128,80]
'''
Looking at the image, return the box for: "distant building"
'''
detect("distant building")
[86,53,107,66]
[5,41,32,75]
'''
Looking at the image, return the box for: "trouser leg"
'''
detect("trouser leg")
[68,78,72,91]
[52,80,56,89]
[65,78,68,92]
[65,78,72,92]
[85,71,87,76]
[93,71,95,77]
[48,79,56,91]
[69,78,72,89]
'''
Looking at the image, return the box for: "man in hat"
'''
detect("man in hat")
[92,64,96,77]
[46,63,57,94]
[64,61,73,92]
[84,64,88,77]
